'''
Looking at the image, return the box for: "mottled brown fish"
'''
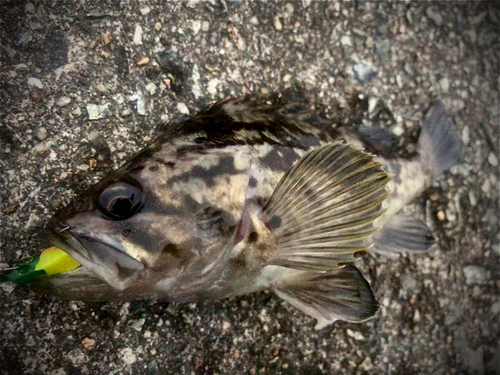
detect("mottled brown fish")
[28,98,463,326]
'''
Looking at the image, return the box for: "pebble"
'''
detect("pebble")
[25,2,35,12]
[119,348,137,365]
[462,126,470,145]
[82,338,96,348]
[222,321,231,332]
[121,109,131,117]
[273,16,282,31]
[72,107,82,116]
[133,88,147,116]
[481,178,490,194]
[30,22,43,30]
[282,74,292,82]
[359,356,373,371]
[191,20,201,35]
[56,96,71,107]
[86,103,110,120]
[27,77,43,89]
[426,6,443,26]
[0,281,16,294]
[133,24,143,45]
[201,21,210,32]
[487,152,498,167]
[491,301,500,315]
[140,6,150,15]
[145,82,157,95]
[463,265,490,285]
[250,16,259,26]
[468,190,477,206]
[346,329,365,341]
[340,36,352,46]
[207,78,219,95]
[36,127,48,141]
[177,102,189,115]
[352,62,377,83]
[437,210,446,221]
[374,39,391,54]
[129,318,146,332]
[439,77,450,93]
[137,57,149,66]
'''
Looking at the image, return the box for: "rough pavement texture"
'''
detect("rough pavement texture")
[1,1,499,374]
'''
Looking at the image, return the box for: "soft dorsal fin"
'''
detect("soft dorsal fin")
[262,142,391,271]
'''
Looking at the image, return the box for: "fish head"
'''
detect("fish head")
[40,144,254,299]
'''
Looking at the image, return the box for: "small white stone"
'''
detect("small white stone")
[133,24,143,45]
[463,265,490,285]
[222,321,231,331]
[340,35,352,46]
[359,356,373,371]
[282,74,292,82]
[128,318,145,332]
[487,152,498,167]
[27,77,43,88]
[72,107,82,116]
[145,82,157,95]
[468,190,477,207]
[119,348,137,365]
[273,16,283,31]
[140,6,150,15]
[439,77,450,93]
[36,127,48,141]
[56,96,71,107]
[392,125,404,136]
[177,102,189,115]
[25,2,35,12]
[201,21,210,32]
[462,126,470,145]
[346,329,365,341]
[207,78,219,95]
[121,109,131,117]
[481,178,491,194]
[191,20,201,35]
[250,16,259,25]
[86,103,110,120]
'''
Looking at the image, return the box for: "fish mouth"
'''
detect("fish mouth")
[44,223,144,291]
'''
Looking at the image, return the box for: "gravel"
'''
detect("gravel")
[0,2,498,375]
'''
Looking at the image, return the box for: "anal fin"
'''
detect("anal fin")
[271,265,379,326]
[371,213,435,255]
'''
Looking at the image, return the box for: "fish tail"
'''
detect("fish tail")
[418,102,464,177]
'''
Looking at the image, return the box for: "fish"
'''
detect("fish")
[12,97,463,327]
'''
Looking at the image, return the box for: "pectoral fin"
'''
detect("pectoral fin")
[263,143,391,271]
[271,265,379,326]
[371,213,435,255]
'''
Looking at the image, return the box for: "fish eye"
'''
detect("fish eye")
[97,182,143,220]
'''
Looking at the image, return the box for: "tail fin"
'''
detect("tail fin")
[418,103,464,177]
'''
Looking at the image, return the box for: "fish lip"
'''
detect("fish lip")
[43,223,144,291]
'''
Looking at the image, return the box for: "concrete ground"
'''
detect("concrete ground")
[0,1,498,374]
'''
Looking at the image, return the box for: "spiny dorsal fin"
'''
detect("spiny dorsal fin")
[263,143,391,271]
[371,213,435,256]
[271,265,379,325]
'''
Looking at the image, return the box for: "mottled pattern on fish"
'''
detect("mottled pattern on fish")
[35,98,463,326]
